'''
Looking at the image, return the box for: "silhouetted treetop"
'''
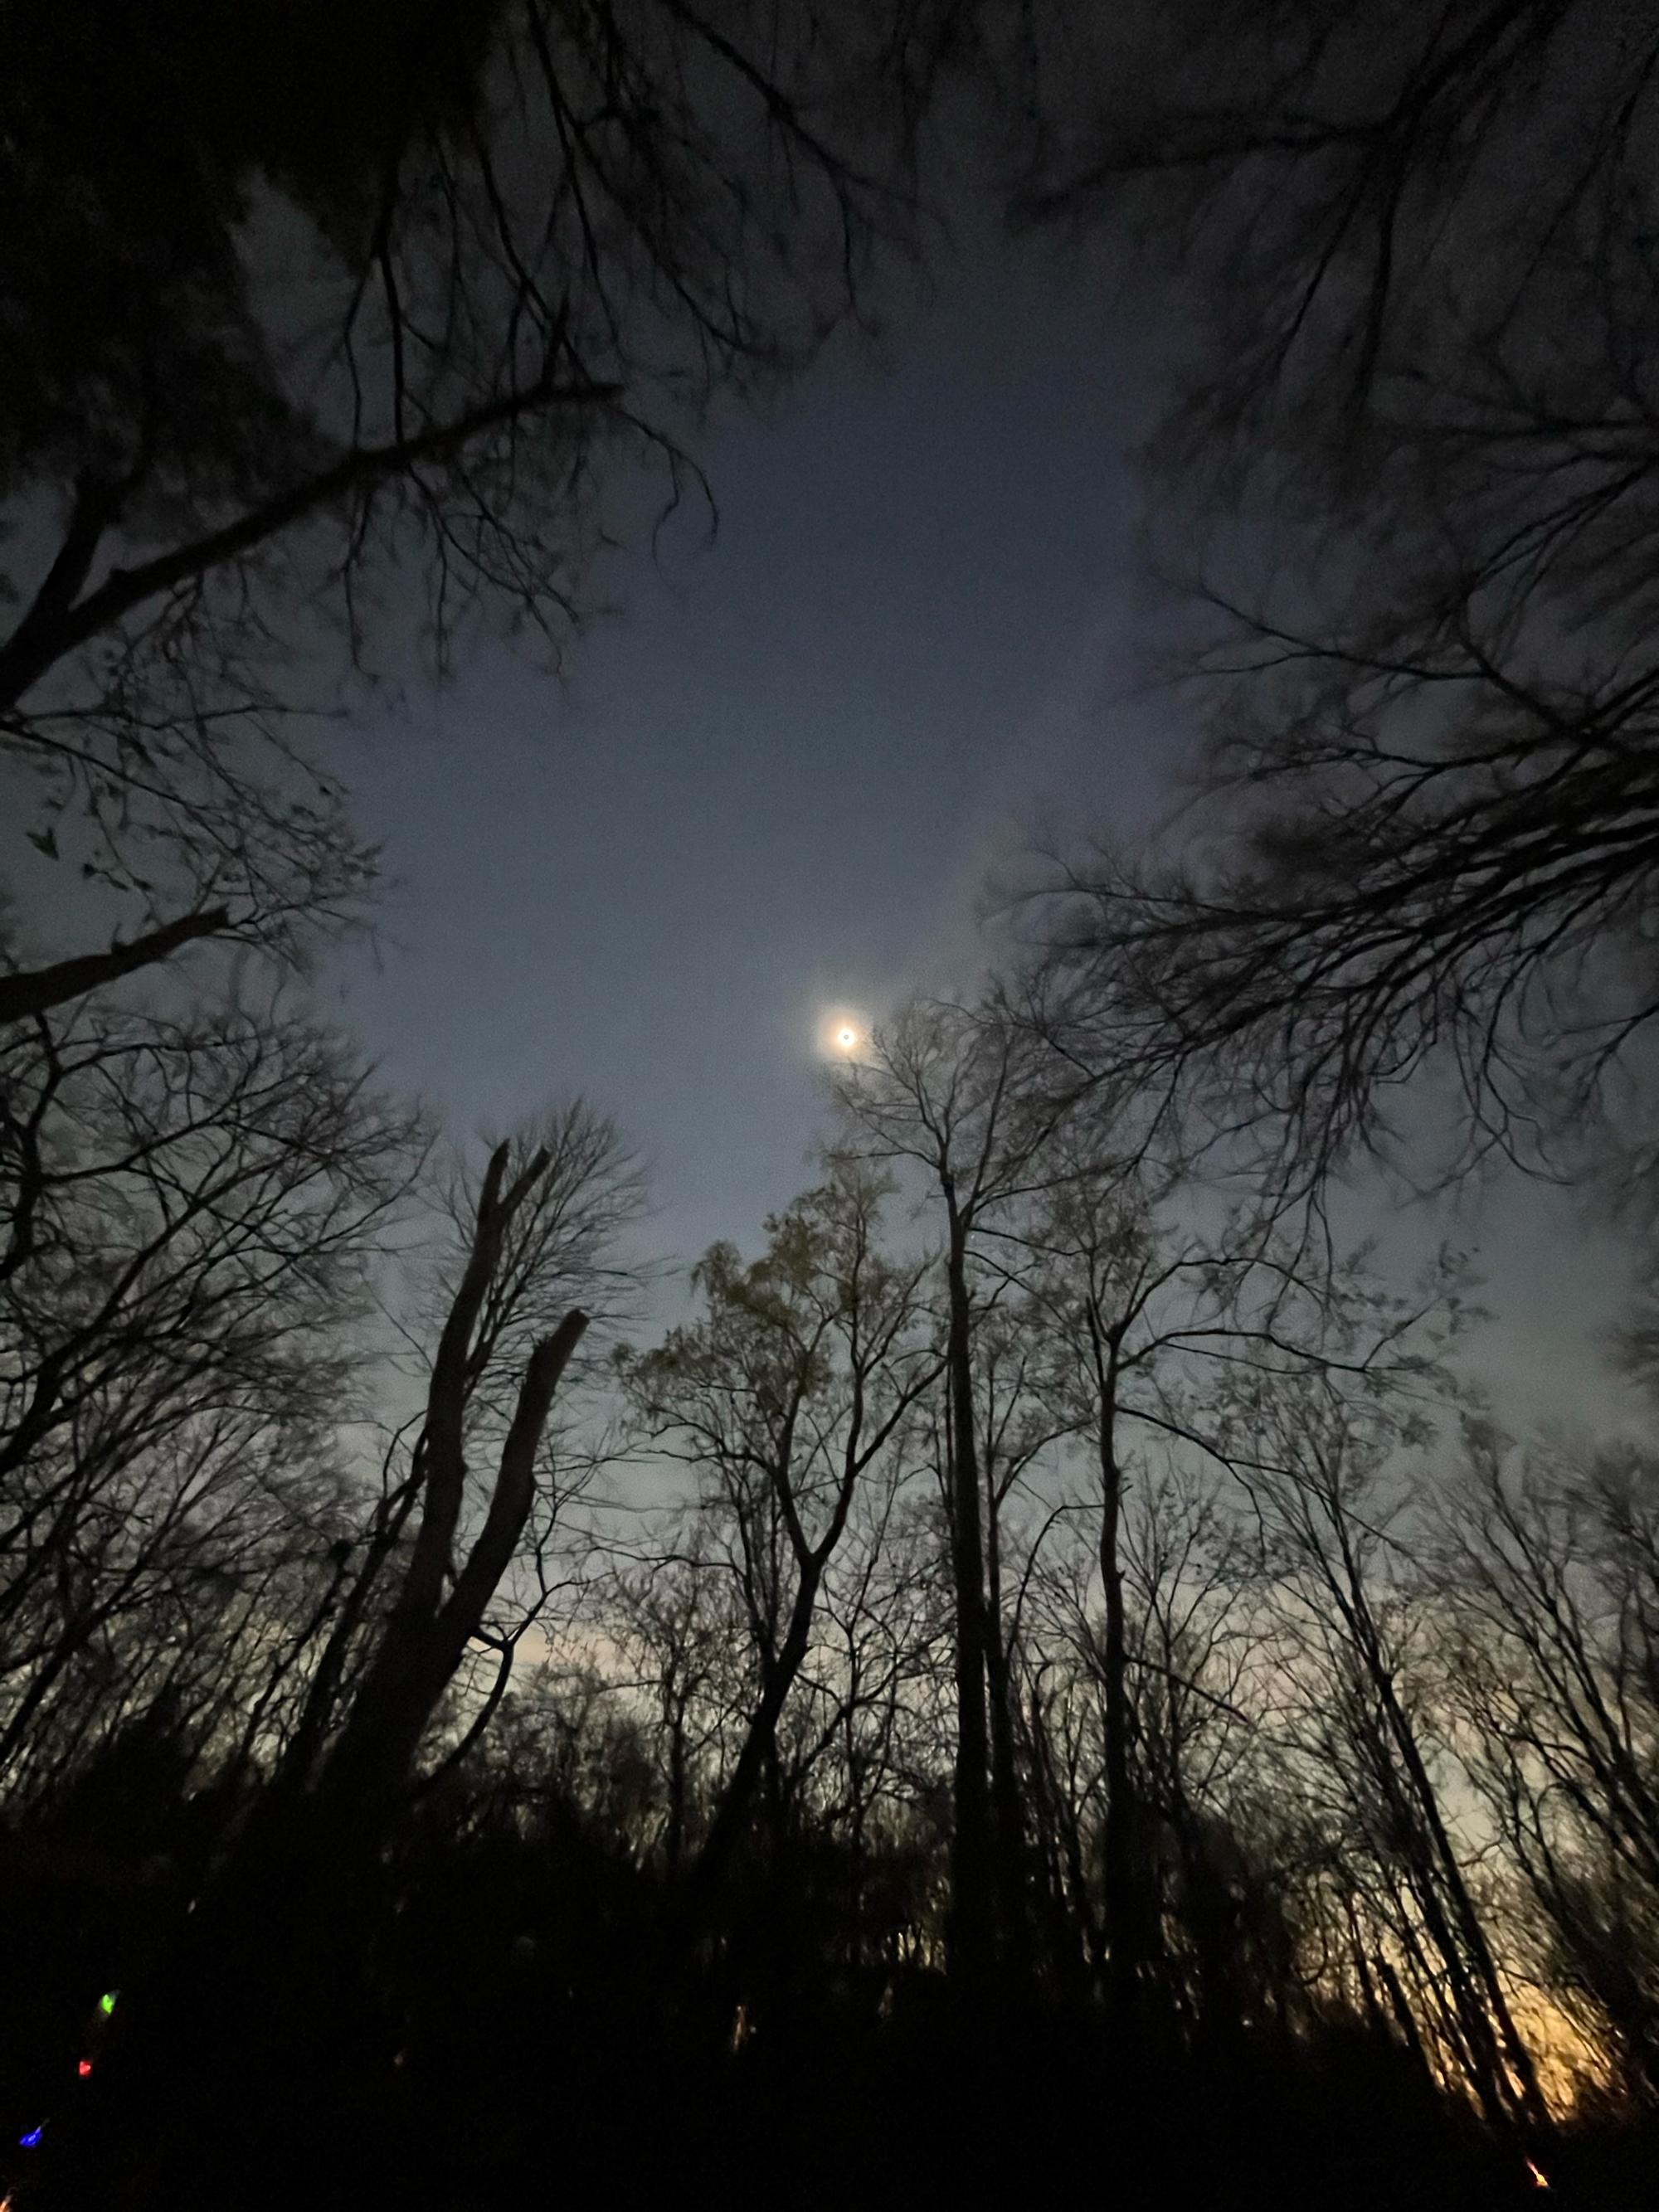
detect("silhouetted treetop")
[4,0,953,542]
[1021,1,1639,458]
[0,0,967,942]
[1022,0,1659,1193]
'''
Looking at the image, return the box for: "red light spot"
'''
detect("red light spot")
[78,2059,92,2077]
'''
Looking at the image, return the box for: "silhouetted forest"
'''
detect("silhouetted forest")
[5,2,1659,2207]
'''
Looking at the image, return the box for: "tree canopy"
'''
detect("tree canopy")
[1024,0,1659,1188]
[1,0,966,969]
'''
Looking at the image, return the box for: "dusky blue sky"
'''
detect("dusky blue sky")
[314,202,1640,1437]
[330,216,1170,1269]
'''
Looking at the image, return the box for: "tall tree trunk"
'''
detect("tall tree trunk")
[942,1187,994,1986]
[1024,1686,1103,1998]
[1094,1329,1141,2025]
[1370,1655,1550,2132]
[309,1305,587,1840]
[681,1557,824,1918]
[983,1469,1029,1976]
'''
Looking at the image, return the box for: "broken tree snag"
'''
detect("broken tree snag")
[311,1140,590,1830]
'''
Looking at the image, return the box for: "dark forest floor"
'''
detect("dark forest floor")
[0,1830,1649,2212]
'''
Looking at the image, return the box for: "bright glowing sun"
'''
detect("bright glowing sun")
[816,1006,869,1061]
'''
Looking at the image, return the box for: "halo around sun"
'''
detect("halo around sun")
[816,1006,870,1062]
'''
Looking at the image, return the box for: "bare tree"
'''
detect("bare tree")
[1224,1360,1551,2132]
[0,1407,349,1797]
[1,0,971,1000]
[609,1540,736,1877]
[1432,1429,1659,2103]
[620,1161,937,1917]
[835,994,1081,1981]
[0,991,416,1762]
[1019,0,1659,1189]
[1004,1121,1433,2028]
[1023,1461,1292,2040]
[63,1103,647,2207]
[301,1106,645,1832]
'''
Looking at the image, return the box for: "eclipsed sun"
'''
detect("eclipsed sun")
[816,1007,870,1061]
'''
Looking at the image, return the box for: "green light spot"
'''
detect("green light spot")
[99,1992,116,2016]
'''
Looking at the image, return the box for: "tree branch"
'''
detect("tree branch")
[0,906,231,1026]
[0,374,620,712]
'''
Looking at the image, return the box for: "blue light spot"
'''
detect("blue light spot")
[20,2124,43,2148]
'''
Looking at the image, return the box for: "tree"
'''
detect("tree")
[297,1105,645,1832]
[620,1163,936,1918]
[957,1293,1073,1979]
[1224,1359,1550,2133]
[1019,0,1659,1188]
[1021,1464,1277,2038]
[1432,1430,1659,2104]
[0,1408,349,1801]
[0,990,416,1770]
[609,1541,734,1879]
[64,1106,645,2210]
[1007,1114,1448,2026]
[836,995,1080,1981]
[1,0,970,999]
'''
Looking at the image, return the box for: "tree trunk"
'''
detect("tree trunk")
[1095,1336,1141,2025]
[310,1305,587,1839]
[682,1555,824,1917]
[983,1471,1029,1976]
[942,1188,995,1987]
[1370,1655,1550,2132]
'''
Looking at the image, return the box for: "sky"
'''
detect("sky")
[0,175,1570,1453]
[0,177,1634,1444]
[309,203,1645,1445]
[328,214,1169,1271]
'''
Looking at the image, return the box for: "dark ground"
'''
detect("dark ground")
[0,1805,1638,2212]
